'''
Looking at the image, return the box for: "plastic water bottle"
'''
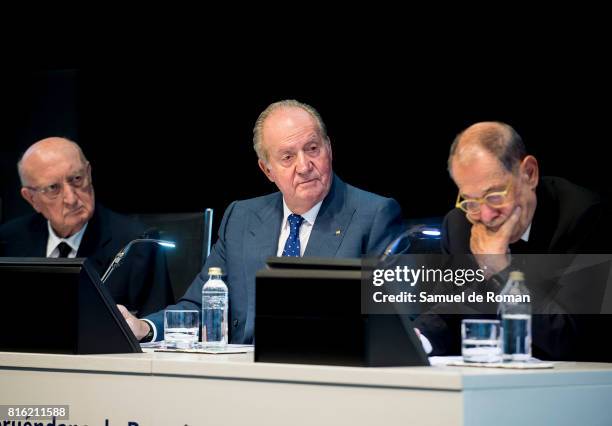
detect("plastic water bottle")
[500,270,532,361]
[202,267,228,348]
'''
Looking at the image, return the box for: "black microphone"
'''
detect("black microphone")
[380,225,442,261]
[381,231,413,262]
[139,227,159,239]
[100,236,176,284]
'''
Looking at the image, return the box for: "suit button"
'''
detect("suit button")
[233,319,239,328]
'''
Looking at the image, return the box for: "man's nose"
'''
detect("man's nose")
[62,184,79,206]
[296,151,312,174]
[479,203,499,224]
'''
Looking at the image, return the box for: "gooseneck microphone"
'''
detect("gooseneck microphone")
[100,237,176,284]
[380,225,441,262]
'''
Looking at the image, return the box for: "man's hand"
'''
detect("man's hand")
[469,206,521,277]
[117,304,151,340]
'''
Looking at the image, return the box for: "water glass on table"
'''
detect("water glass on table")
[461,319,502,363]
[164,310,199,349]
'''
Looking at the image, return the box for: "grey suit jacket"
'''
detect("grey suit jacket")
[146,175,406,343]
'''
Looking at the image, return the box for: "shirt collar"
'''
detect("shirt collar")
[47,221,89,255]
[521,224,531,242]
[282,199,323,228]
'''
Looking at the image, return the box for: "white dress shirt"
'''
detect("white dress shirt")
[46,222,88,258]
[144,200,325,343]
[520,224,531,242]
[276,199,323,257]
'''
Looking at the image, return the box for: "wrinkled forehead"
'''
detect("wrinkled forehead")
[23,149,88,184]
[264,108,321,141]
[452,154,510,198]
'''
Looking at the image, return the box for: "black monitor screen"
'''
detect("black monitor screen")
[265,256,362,270]
[255,256,429,367]
[0,257,141,354]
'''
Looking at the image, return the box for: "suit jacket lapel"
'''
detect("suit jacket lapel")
[304,175,355,257]
[242,193,283,342]
[26,215,48,257]
[77,204,112,272]
[245,193,283,265]
[525,181,558,253]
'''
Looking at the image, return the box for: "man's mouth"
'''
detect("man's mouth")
[65,206,84,216]
[486,219,511,232]
[484,219,504,232]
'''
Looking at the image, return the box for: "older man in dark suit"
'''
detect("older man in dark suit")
[415,121,611,361]
[0,138,174,316]
[123,100,407,343]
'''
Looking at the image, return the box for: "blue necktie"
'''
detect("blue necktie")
[282,214,304,257]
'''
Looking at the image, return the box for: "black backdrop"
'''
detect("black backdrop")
[1,65,610,232]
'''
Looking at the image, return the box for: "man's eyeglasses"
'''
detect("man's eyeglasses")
[455,180,513,214]
[26,170,90,200]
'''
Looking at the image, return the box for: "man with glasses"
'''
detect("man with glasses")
[444,122,539,277]
[0,137,173,316]
[415,121,611,361]
[443,121,605,266]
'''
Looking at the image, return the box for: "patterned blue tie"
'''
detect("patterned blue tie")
[282,214,304,257]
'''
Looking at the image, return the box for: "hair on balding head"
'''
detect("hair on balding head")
[17,137,88,186]
[252,99,329,163]
[448,122,527,174]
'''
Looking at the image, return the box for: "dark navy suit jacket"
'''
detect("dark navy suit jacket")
[0,203,174,316]
[415,177,612,361]
[146,175,406,343]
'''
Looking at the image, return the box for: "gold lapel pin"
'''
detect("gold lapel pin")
[335,229,341,236]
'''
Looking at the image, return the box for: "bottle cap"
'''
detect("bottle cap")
[208,267,223,275]
[509,270,525,281]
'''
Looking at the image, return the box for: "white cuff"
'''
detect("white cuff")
[142,319,158,342]
[415,328,433,354]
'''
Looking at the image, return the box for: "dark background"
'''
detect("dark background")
[1,61,610,233]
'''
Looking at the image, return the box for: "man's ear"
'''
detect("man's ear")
[258,159,275,183]
[520,155,539,189]
[20,187,39,212]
